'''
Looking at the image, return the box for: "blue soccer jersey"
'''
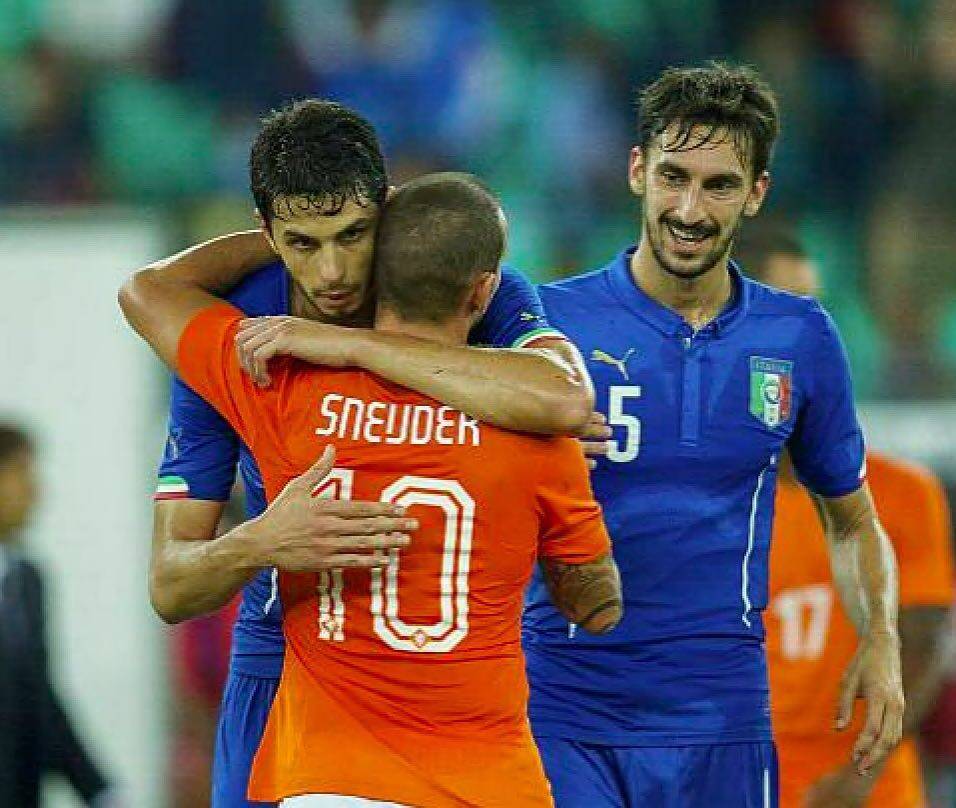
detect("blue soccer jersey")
[156,260,562,676]
[525,247,866,746]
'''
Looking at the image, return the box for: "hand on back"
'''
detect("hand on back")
[249,446,417,572]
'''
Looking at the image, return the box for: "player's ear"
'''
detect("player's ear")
[744,171,771,217]
[628,147,646,197]
[469,270,499,321]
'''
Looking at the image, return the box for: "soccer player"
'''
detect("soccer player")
[523,62,904,807]
[138,101,598,806]
[121,172,622,806]
[736,229,955,807]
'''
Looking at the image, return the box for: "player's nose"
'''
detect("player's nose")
[676,184,705,221]
[313,248,347,284]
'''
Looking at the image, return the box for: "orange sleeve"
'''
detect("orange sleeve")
[175,303,269,450]
[890,468,954,608]
[533,437,612,564]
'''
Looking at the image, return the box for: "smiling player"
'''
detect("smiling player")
[525,63,904,807]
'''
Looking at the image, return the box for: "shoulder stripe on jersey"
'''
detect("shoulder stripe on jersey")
[154,475,189,501]
[512,327,564,349]
[741,456,775,627]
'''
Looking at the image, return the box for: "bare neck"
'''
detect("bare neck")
[630,240,734,331]
[373,306,471,346]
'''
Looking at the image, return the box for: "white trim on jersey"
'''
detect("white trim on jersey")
[511,327,564,349]
[741,456,775,628]
[281,796,409,807]
[262,566,279,616]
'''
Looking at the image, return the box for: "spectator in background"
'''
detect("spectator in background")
[280,0,502,171]
[736,229,955,807]
[865,0,956,399]
[0,423,118,807]
[0,39,95,204]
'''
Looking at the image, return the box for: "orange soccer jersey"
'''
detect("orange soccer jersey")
[767,452,954,807]
[177,305,612,807]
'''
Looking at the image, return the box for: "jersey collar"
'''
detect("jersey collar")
[607,246,751,338]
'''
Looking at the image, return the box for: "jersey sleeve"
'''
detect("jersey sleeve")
[154,262,288,502]
[155,377,240,501]
[788,304,866,497]
[533,437,612,563]
[469,265,564,348]
[891,468,955,607]
[175,304,271,450]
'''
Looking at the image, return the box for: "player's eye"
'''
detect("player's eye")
[660,170,684,186]
[338,226,366,244]
[288,236,316,250]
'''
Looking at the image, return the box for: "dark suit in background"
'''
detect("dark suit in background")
[0,553,110,807]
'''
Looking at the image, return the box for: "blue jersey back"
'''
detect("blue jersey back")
[525,247,865,745]
[157,261,560,676]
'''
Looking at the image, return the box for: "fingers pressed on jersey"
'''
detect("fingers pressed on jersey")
[579,440,610,457]
[250,344,277,387]
[332,552,392,568]
[334,533,411,551]
[302,445,335,477]
[311,499,406,518]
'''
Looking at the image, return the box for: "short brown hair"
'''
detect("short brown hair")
[638,62,780,177]
[374,172,504,323]
[0,422,32,465]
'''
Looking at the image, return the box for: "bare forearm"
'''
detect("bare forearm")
[145,230,277,294]
[824,488,899,638]
[351,331,592,434]
[151,521,263,623]
[856,519,899,638]
[540,553,623,634]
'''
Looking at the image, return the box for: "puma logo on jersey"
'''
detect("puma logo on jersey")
[591,348,636,381]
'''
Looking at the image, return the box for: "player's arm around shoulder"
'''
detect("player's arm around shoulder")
[149,449,418,624]
[233,319,594,435]
[118,230,277,369]
[532,435,622,634]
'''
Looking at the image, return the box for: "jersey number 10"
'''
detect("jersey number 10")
[313,469,475,654]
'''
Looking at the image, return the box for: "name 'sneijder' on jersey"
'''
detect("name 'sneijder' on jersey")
[315,393,482,447]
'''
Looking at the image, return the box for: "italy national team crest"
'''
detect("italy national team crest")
[749,357,793,428]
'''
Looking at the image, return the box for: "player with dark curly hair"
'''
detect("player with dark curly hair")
[123,99,597,807]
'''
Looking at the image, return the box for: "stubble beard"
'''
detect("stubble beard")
[645,211,741,283]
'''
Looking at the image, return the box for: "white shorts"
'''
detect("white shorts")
[281,796,408,807]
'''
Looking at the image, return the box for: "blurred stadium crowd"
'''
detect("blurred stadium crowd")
[3,0,956,398]
[3,1,956,806]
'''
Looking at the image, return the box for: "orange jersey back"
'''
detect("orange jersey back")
[767,452,954,807]
[178,305,611,807]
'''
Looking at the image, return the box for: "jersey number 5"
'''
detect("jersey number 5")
[607,385,642,463]
[313,469,475,654]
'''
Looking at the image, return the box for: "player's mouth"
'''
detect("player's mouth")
[315,288,359,309]
[664,220,716,253]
